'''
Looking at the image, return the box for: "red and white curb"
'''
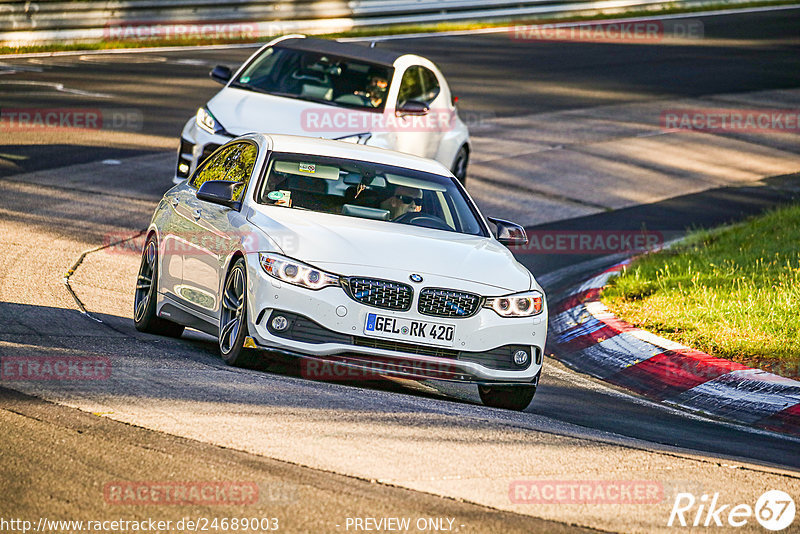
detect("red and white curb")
[549,260,800,436]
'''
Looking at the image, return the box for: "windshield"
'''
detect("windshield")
[232,47,393,112]
[256,153,486,236]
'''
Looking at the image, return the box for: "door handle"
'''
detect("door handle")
[192,209,201,220]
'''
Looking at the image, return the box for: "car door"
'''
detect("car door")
[176,141,258,319]
[157,186,193,301]
[391,65,446,159]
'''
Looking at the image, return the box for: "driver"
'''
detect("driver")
[381,186,423,220]
[354,74,388,108]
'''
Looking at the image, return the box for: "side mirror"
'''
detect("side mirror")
[196,180,242,210]
[396,100,429,117]
[210,65,232,84]
[488,217,528,246]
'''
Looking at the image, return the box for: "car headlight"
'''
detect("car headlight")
[258,253,340,290]
[196,106,225,135]
[335,133,372,144]
[484,291,544,317]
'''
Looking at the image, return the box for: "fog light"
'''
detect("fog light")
[513,350,529,366]
[271,315,289,332]
[178,163,189,175]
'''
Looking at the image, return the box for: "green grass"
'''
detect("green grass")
[602,202,800,379]
[1,0,796,55]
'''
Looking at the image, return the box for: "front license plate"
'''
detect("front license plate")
[364,313,455,347]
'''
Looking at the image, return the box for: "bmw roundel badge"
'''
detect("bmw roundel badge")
[409,273,423,283]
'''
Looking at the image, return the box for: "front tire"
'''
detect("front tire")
[133,235,184,337]
[451,145,469,185]
[218,258,254,367]
[478,384,536,411]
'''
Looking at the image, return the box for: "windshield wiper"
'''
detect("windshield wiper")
[267,92,331,105]
[230,86,307,100]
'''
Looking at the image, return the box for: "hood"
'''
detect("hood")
[247,206,532,292]
[209,87,373,138]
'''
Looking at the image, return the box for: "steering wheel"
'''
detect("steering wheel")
[393,212,452,231]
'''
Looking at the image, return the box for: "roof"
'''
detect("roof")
[274,37,404,67]
[257,133,452,177]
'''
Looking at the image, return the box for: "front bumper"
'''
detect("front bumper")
[244,336,542,386]
[173,117,234,184]
[244,256,547,384]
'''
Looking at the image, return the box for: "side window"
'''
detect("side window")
[224,143,258,200]
[237,47,278,86]
[190,142,258,200]
[419,67,440,105]
[396,66,424,107]
[397,66,441,107]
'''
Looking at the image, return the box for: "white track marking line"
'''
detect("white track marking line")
[0,80,111,97]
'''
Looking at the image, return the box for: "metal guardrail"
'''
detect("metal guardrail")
[0,0,778,46]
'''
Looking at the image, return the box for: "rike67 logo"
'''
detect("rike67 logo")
[668,490,795,530]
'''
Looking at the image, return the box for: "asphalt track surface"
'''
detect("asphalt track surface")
[1,7,800,533]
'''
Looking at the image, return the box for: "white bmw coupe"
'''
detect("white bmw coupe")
[175,35,471,185]
[139,134,546,410]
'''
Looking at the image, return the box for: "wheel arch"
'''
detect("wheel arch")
[458,142,471,161]
[224,249,246,275]
[451,143,470,183]
[219,249,248,301]
[142,226,162,296]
